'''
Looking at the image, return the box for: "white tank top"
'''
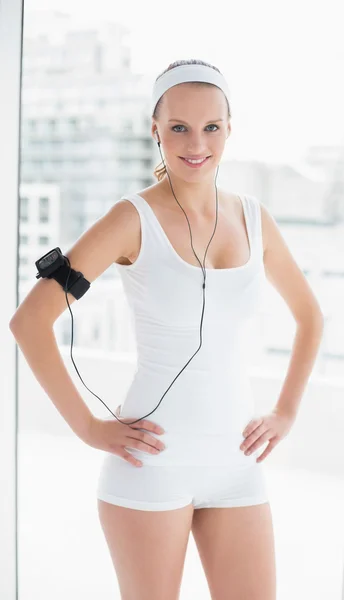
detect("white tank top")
[114,192,266,466]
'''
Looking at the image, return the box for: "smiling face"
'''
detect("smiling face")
[152,82,231,180]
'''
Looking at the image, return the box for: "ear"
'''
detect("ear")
[151,123,159,143]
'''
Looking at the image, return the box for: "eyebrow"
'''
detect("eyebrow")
[168,118,224,124]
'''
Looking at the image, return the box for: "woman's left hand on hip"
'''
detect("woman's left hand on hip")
[240,409,296,462]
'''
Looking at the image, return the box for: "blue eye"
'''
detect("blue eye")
[171,124,219,132]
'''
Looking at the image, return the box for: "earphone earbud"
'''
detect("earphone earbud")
[154,130,160,143]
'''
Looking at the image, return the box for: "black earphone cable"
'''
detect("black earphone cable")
[63,136,219,430]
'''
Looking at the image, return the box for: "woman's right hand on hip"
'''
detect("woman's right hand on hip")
[85,413,165,467]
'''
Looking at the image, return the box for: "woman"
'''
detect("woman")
[10,58,324,599]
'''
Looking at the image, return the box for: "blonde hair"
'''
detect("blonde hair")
[152,58,231,182]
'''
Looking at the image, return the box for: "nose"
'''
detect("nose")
[185,131,211,155]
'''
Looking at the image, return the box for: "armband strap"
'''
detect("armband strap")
[47,263,90,300]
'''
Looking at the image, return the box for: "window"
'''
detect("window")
[20,196,29,221]
[39,196,49,222]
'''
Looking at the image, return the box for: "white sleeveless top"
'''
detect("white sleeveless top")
[114,192,266,466]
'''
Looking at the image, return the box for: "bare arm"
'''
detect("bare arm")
[260,201,324,418]
[10,323,94,441]
[9,200,138,442]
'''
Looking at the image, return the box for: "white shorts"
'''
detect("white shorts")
[96,455,269,511]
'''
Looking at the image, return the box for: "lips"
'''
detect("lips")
[179,156,211,167]
[180,156,211,160]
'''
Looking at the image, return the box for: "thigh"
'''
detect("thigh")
[191,502,276,600]
[98,499,194,600]
[96,459,195,600]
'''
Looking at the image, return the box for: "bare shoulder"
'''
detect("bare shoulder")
[256,199,324,322]
[9,199,141,328]
[257,199,279,255]
[117,184,173,264]
[112,197,143,263]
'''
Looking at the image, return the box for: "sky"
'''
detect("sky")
[24,0,344,164]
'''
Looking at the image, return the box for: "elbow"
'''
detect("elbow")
[9,315,17,330]
[299,310,325,331]
[9,316,21,334]
[296,308,324,329]
[9,312,28,334]
[9,312,53,335]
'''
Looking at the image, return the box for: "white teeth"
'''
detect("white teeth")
[184,157,207,164]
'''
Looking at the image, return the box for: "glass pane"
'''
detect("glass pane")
[16,3,344,599]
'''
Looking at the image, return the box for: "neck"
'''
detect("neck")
[159,172,220,216]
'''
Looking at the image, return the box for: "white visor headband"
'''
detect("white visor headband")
[150,64,230,117]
